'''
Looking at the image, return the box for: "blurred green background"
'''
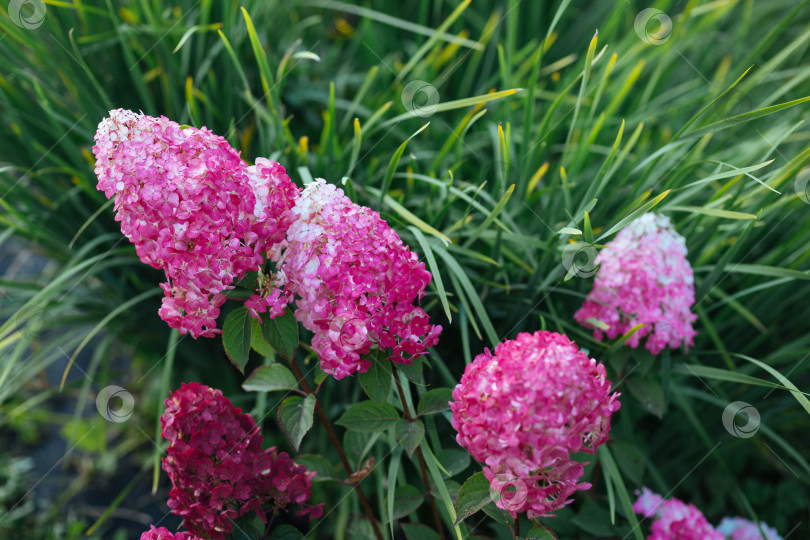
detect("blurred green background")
[1,0,810,538]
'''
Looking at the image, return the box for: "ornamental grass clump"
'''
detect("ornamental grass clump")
[269,179,442,379]
[93,109,299,338]
[575,212,697,354]
[160,383,322,539]
[450,330,620,518]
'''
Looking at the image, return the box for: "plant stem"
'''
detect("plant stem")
[391,365,447,540]
[514,515,520,538]
[286,359,384,540]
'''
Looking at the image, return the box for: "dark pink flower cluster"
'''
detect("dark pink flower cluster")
[717,516,782,540]
[161,382,322,539]
[269,179,442,379]
[139,525,201,540]
[574,213,697,354]
[93,109,298,338]
[450,331,620,518]
[633,487,723,540]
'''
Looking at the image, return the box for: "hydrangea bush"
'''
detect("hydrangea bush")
[4,3,807,538]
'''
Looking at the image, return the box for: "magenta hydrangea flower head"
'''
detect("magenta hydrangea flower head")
[574,213,697,354]
[93,109,299,338]
[450,330,620,518]
[269,179,441,379]
[139,526,201,540]
[717,517,782,540]
[160,382,322,539]
[633,488,723,540]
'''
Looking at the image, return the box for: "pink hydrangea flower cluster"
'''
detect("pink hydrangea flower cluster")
[269,179,442,379]
[160,382,322,539]
[717,517,782,540]
[574,213,697,354]
[633,487,723,540]
[450,330,620,518]
[93,109,298,338]
[139,526,201,540]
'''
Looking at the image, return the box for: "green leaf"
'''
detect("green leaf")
[417,388,453,416]
[260,307,299,360]
[626,377,666,418]
[436,449,471,477]
[482,502,512,526]
[358,352,392,402]
[394,419,424,458]
[391,484,424,520]
[336,401,400,433]
[665,206,757,220]
[243,364,299,393]
[399,356,424,383]
[401,523,441,540]
[278,395,315,451]
[295,454,338,482]
[379,122,430,206]
[269,525,304,540]
[599,446,644,540]
[525,527,557,539]
[454,472,492,525]
[250,317,276,358]
[222,307,252,373]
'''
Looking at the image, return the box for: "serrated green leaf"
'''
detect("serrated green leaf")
[626,377,665,418]
[525,527,557,539]
[454,472,492,525]
[295,454,338,482]
[336,401,400,433]
[358,352,392,402]
[278,395,315,450]
[260,307,298,360]
[243,364,299,393]
[394,419,424,458]
[222,307,252,373]
[436,448,471,477]
[417,388,453,416]
[391,484,424,520]
[250,317,276,357]
[402,523,441,540]
[269,525,304,540]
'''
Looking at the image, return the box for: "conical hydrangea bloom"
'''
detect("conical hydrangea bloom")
[93,109,299,338]
[574,213,697,354]
[717,517,782,540]
[161,383,322,539]
[269,179,441,379]
[450,330,620,518]
[633,487,722,540]
[139,526,201,540]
